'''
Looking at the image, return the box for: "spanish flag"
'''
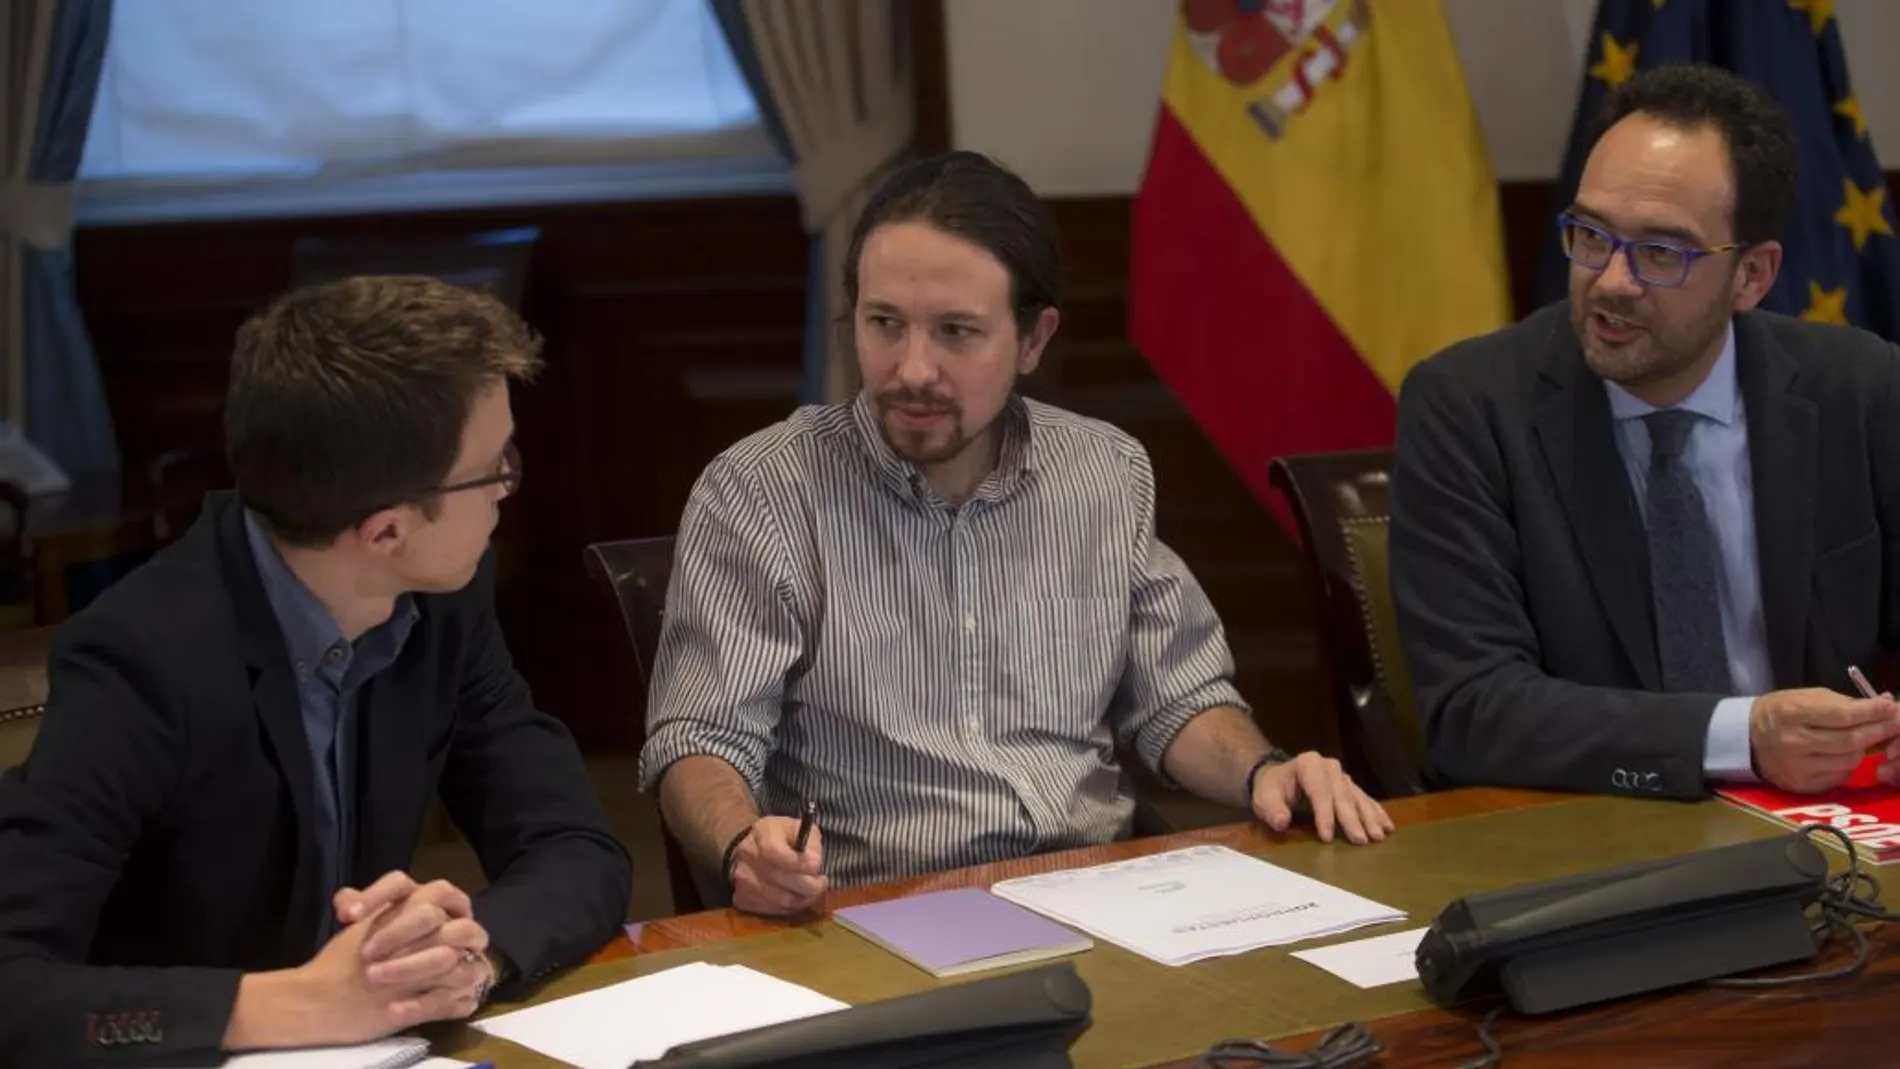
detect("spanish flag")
[1130,0,1511,533]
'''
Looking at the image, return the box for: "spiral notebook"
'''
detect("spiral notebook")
[169,1036,437,1069]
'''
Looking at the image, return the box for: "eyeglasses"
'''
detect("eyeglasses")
[357,441,520,523]
[1556,212,1742,288]
[432,440,521,500]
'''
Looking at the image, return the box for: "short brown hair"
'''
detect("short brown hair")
[225,275,544,546]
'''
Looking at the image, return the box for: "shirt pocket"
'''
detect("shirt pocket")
[1001,596,1126,732]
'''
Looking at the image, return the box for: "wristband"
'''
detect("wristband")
[1244,745,1295,804]
[720,825,753,894]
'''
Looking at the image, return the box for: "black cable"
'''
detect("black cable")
[1200,1022,1382,1068]
[1205,823,1896,1069]
[1706,822,1900,989]
[1451,1005,1505,1069]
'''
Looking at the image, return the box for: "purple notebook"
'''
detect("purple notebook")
[832,887,1094,977]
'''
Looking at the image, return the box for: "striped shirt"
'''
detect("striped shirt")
[637,392,1248,887]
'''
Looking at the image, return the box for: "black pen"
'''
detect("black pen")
[794,799,817,854]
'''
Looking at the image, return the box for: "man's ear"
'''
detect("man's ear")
[1016,306,1061,375]
[1731,240,1782,313]
[351,507,408,558]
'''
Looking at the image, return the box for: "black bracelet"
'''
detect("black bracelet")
[1244,746,1295,804]
[720,825,753,893]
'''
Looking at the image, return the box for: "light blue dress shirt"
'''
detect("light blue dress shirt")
[244,511,418,944]
[1604,324,1770,782]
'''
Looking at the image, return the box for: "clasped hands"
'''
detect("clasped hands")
[284,873,495,1046]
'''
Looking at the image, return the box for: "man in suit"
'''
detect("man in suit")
[642,150,1393,919]
[0,277,631,1065]
[1391,63,1900,800]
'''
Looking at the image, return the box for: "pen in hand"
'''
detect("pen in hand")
[794,799,818,855]
[1849,664,1879,701]
[1848,666,1897,760]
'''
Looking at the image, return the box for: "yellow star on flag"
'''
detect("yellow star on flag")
[1834,179,1895,251]
[1834,96,1869,140]
[1800,281,1848,325]
[1590,34,1640,89]
[1789,0,1835,36]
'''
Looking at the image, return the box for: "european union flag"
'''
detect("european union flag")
[1533,0,1900,340]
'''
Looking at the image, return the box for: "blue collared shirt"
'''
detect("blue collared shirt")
[1604,324,1771,782]
[244,512,418,943]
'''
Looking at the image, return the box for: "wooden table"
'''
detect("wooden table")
[463,788,1899,1068]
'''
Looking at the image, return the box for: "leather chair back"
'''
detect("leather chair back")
[1269,451,1426,797]
[582,536,707,913]
[0,627,53,772]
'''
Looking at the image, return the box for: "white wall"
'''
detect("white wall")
[946,0,1900,196]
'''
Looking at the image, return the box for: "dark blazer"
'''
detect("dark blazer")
[1391,301,1900,799]
[0,491,631,1066]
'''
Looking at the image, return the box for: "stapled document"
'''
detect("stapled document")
[989,844,1405,966]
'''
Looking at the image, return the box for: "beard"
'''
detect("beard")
[1571,291,1731,392]
[875,388,971,465]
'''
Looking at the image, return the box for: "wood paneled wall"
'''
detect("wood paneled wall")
[70,167,1900,755]
[76,198,811,751]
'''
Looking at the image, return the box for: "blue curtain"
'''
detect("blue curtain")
[24,0,118,475]
[709,0,826,405]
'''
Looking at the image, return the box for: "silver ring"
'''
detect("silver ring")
[459,947,481,966]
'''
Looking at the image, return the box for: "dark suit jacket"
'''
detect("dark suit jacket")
[1391,301,1900,799]
[0,491,631,1066]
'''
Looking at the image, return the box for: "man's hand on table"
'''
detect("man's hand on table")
[1251,751,1394,845]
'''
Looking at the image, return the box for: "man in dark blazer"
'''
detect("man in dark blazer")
[0,277,631,1065]
[1391,64,1900,801]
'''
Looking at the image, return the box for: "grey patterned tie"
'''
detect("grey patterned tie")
[1643,409,1733,694]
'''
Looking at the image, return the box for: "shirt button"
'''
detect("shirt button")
[963,614,976,633]
[326,646,343,660]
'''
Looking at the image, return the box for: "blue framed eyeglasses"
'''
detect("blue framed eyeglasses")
[1556,212,1742,288]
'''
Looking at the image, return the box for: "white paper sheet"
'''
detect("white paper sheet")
[471,961,848,1069]
[989,844,1405,966]
[1290,927,1428,989]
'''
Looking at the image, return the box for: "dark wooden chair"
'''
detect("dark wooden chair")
[582,535,708,914]
[145,443,228,543]
[0,626,54,772]
[0,480,39,629]
[1268,450,1427,799]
